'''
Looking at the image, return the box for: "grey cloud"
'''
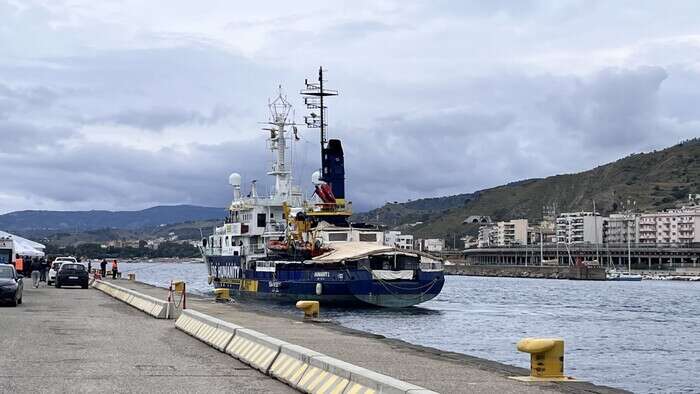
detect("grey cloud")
[546,66,668,148]
[0,121,76,153]
[2,137,271,211]
[0,83,59,118]
[85,105,231,131]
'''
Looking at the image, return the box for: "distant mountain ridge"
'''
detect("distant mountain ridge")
[0,205,225,232]
[353,138,700,241]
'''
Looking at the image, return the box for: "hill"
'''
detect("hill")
[0,205,225,232]
[353,138,700,242]
[18,219,222,248]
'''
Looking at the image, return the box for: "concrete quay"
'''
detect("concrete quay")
[112,279,628,394]
[0,284,293,394]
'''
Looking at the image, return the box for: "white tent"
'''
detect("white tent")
[0,230,46,257]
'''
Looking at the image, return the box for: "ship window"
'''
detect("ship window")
[257,213,266,228]
[270,213,274,218]
[359,233,377,242]
[329,232,348,242]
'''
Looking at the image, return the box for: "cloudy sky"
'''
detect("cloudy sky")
[1,1,700,214]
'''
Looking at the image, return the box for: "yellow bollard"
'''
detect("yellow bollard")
[295,300,319,319]
[509,338,577,382]
[127,273,136,281]
[214,288,230,302]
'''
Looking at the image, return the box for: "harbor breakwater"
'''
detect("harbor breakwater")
[445,264,606,280]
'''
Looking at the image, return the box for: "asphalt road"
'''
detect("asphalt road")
[0,283,294,394]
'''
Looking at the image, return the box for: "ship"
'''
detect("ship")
[201,68,445,307]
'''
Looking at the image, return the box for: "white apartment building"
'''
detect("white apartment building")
[419,238,445,252]
[496,219,528,246]
[477,224,497,248]
[638,207,700,244]
[384,231,414,249]
[603,214,639,244]
[556,212,603,244]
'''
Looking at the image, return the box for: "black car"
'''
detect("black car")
[55,263,89,289]
[0,264,23,306]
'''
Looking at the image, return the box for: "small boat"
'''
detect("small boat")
[606,269,642,281]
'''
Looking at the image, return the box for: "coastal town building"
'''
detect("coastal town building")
[556,212,603,245]
[477,224,497,248]
[603,214,639,244]
[471,204,700,250]
[477,220,528,247]
[417,238,445,252]
[384,231,414,249]
[496,219,528,246]
[638,207,700,244]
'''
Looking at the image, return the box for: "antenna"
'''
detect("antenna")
[300,66,338,155]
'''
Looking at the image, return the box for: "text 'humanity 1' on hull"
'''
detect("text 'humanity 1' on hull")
[200,68,445,308]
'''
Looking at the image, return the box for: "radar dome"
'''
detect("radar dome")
[311,170,322,185]
[228,172,242,187]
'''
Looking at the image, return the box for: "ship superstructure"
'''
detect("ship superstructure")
[202,68,444,307]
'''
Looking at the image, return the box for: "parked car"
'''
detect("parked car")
[55,263,89,289]
[0,264,23,306]
[48,256,79,286]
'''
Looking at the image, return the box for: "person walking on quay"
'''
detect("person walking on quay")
[31,257,42,288]
[111,259,119,279]
[100,259,107,277]
[87,260,92,274]
[39,257,48,284]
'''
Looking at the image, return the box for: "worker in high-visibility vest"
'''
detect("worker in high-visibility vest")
[111,259,119,279]
[14,255,24,274]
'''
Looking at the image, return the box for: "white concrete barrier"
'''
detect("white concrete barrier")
[169,307,438,393]
[174,309,241,351]
[269,344,323,388]
[93,280,173,319]
[298,355,438,394]
[296,355,351,393]
[225,328,285,373]
[343,366,438,394]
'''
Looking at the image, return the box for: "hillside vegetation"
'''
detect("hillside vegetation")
[0,205,225,232]
[353,139,700,242]
[16,219,221,248]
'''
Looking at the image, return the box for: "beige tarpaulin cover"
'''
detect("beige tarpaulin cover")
[312,242,396,263]
[371,270,414,280]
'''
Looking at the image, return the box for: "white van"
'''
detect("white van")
[48,256,79,285]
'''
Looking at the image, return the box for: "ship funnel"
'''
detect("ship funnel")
[229,173,241,199]
[321,139,345,201]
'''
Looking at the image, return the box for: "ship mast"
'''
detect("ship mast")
[301,67,338,165]
[263,86,296,198]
